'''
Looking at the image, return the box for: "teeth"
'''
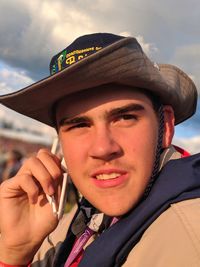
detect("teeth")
[96,173,121,180]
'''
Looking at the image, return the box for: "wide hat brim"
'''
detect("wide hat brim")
[0,37,197,127]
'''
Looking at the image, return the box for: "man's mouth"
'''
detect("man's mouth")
[95,173,121,180]
[91,169,128,188]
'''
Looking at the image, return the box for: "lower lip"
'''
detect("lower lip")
[92,173,128,189]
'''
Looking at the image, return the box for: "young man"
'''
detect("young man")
[0,33,199,267]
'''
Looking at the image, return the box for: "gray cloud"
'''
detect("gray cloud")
[1,0,200,81]
[170,44,200,93]
[0,0,97,80]
[0,0,199,147]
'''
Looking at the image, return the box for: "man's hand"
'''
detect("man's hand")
[0,149,63,265]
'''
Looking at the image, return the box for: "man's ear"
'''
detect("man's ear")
[162,105,175,148]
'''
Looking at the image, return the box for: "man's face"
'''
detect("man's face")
[56,85,159,216]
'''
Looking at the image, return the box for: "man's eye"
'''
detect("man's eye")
[119,114,137,120]
[112,113,138,127]
[69,122,89,130]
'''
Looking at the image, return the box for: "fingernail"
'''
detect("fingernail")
[48,184,55,195]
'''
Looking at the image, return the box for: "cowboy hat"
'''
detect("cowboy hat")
[0,33,197,127]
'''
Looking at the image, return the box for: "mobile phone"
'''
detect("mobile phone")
[57,158,68,220]
[50,138,68,220]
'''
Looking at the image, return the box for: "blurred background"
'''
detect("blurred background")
[0,0,200,186]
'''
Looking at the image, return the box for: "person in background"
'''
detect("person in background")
[0,33,199,267]
[2,149,23,181]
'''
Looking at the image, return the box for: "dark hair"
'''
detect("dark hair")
[138,88,161,113]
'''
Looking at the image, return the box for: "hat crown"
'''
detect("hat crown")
[0,32,197,127]
[50,33,125,75]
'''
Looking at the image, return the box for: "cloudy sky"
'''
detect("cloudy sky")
[0,0,199,153]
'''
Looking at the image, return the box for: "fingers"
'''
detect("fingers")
[0,148,62,259]
[1,173,40,204]
[16,148,63,199]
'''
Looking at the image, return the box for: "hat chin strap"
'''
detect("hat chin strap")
[143,104,165,198]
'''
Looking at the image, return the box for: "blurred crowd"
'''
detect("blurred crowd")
[0,149,24,183]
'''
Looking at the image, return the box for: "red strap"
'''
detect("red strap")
[173,145,191,157]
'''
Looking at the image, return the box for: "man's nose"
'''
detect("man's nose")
[89,126,122,161]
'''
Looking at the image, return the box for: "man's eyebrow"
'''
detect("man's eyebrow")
[109,103,145,117]
[59,116,89,127]
[58,103,145,126]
